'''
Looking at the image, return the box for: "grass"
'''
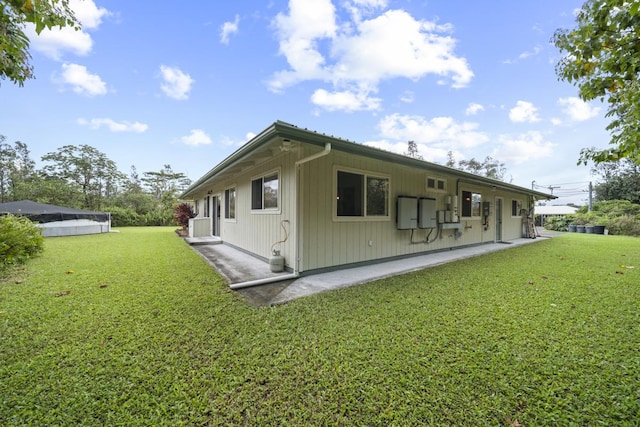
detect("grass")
[1,227,638,426]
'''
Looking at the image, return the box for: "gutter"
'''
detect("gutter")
[295,142,332,167]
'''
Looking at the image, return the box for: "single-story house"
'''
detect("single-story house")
[534,205,579,226]
[180,121,555,276]
[0,200,111,237]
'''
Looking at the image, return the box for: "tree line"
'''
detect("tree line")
[0,135,191,226]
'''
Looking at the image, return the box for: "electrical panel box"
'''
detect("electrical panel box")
[482,201,491,216]
[396,196,418,230]
[418,197,437,228]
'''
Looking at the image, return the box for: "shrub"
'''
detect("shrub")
[173,202,195,229]
[544,215,572,231]
[607,215,640,236]
[0,214,44,272]
[143,208,173,226]
[105,206,142,227]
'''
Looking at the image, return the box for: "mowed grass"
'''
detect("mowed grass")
[1,228,638,426]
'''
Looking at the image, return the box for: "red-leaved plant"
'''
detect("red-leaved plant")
[173,202,196,230]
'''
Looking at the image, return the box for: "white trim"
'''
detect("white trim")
[511,198,524,217]
[332,165,391,222]
[250,167,282,215]
[426,175,447,192]
[224,185,237,222]
[461,189,483,219]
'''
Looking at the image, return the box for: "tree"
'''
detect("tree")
[591,158,640,203]
[0,135,36,202]
[41,145,126,210]
[1,0,80,86]
[403,140,423,160]
[142,164,191,205]
[454,155,508,181]
[553,0,640,164]
[445,150,456,168]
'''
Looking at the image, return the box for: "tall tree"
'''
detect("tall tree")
[403,140,423,160]
[1,0,80,86]
[41,144,125,210]
[458,156,508,181]
[445,150,456,168]
[0,135,35,202]
[592,158,640,203]
[553,0,640,164]
[142,164,191,205]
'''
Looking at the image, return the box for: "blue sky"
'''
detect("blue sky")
[1,0,609,205]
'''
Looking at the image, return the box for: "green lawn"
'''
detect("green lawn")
[1,228,638,426]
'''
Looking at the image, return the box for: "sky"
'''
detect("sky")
[1,0,611,206]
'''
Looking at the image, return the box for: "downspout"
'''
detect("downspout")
[294,142,332,275]
[229,273,299,290]
[230,143,332,290]
[295,143,332,167]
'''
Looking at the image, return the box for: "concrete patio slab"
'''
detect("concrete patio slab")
[188,228,560,307]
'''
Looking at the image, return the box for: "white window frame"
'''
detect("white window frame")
[461,189,482,219]
[511,199,523,217]
[426,176,447,192]
[250,169,281,214]
[224,186,237,222]
[333,166,391,222]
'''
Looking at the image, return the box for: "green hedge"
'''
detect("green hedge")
[0,214,44,272]
[545,200,640,236]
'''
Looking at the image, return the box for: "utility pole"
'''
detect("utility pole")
[588,181,593,211]
[531,180,535,190]
[548,185,560,195]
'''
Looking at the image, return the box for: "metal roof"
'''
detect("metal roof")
[180,120,557,200]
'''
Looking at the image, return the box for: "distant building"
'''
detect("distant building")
[534,205,578,226]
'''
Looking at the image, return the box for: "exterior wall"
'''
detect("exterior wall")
[187,143,535,274]
[298,150,530,272]
[188,217,210,238]
[190,150,297,269]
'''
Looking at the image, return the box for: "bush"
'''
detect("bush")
[607,215,640,236]
[0,214,44,272]
[544,215,572,231]
[143,208,173,226]
[173,202,196,229]
[105,206,142,227]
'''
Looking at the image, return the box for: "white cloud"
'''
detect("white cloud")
[377,114,489,149]
[58,63,107,96]
[77,118,148,133]
[160,65,194,100]
[465,103,484,116]
[400,91,414,103]
[29,0,110,60]
[509,100,540,123]
[311,87,381,111]
[557,97,601,121]
[364,114,488,162]
[518,45,542,60]
[179,129,212,146]
[220,15,240,44]
[269,1,473,111]
[492,131,555,164]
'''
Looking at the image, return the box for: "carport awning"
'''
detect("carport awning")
[0,200,109,223]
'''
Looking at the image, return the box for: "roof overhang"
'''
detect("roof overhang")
[180,121,557,201]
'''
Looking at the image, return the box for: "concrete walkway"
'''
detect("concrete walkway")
[189,228,559,306]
